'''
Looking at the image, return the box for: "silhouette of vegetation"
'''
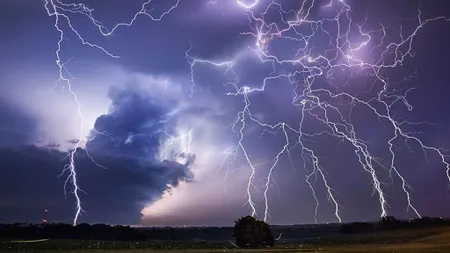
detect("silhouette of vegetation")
[2,226,450,252]
[0,216,449,246]
[0,223,235,241]
[340,222,374,234]
[232,216,275,248]
[378,215,401,230]
[339,216,450,234]
[376,216,450,230]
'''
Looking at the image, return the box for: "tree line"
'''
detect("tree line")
[1,216,449,248]
[340,216,450,233]
[0,223,232,241]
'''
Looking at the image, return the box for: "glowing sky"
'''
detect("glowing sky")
[1,0,450,226]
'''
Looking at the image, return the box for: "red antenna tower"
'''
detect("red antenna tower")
[43,209,48,224]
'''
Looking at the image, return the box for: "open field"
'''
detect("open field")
[2,226,450,252]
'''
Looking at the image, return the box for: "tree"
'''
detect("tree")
[378,216,400,230]
[233,216,275,248]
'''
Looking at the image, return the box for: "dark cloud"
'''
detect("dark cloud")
[87,85,178,159]
[66,139,80,145]
[0,83,194,224]
[0,144,192,224]
[0,101,36,146]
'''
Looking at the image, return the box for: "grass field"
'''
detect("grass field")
[2,226,450,252]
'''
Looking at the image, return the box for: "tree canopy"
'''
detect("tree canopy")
[233,216,275,248]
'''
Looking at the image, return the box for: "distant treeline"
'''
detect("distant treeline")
[340,216,450,234]
[0,223,232,241]
[0,216,449,241]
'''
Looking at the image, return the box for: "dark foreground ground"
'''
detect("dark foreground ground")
[2,226,450,253]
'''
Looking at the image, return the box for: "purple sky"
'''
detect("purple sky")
[1,0,450,226]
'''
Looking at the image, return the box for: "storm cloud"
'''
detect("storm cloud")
[0,83,194,224]
[0,101,36,146]
[1,0,450,226]
[87,84,176,158]
[0,145,192,224]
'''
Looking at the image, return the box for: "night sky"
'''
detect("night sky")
[1,0,450,227]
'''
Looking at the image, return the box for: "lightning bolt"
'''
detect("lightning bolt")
[158,128,194,166]
[43,0,450,225]
[236,0,260,9]
[187,0,450,223]
[44,0,179,225]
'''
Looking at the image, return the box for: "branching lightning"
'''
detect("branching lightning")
[236,0,260,9]
[43,0,450,225]
[187,0,450,223]
[158,128,194,166]
[44,0,180,225]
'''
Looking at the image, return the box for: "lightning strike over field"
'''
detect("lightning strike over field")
[43,0,180,225]
[187,0,450,223]
[41,0,450,225]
